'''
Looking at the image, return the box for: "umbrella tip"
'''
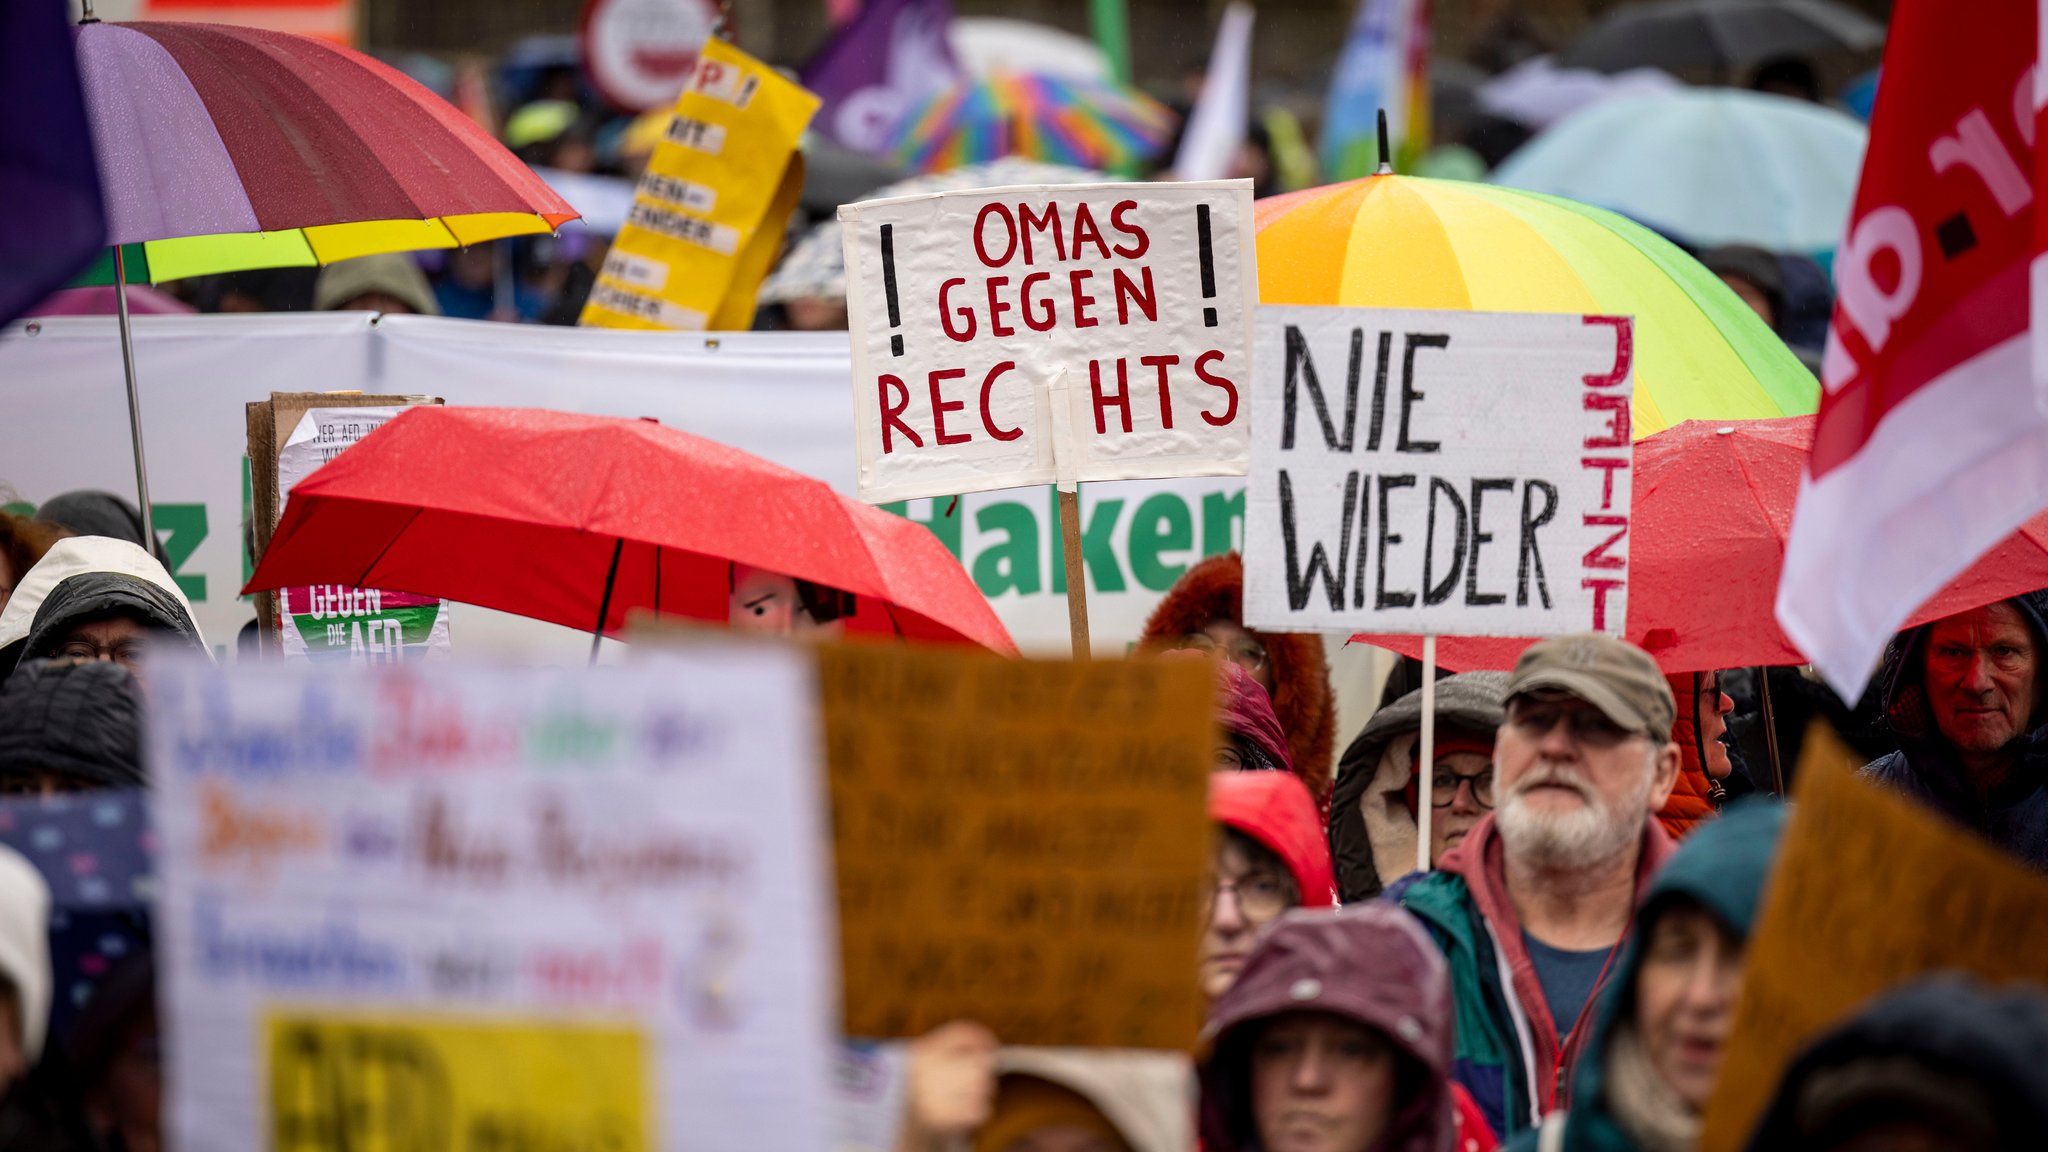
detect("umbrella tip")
[639,416,660,424]
[1375,109,1394,176]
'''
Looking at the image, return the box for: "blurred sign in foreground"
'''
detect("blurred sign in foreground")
[581,40,819,331]
[1700,731,2048,1151]
[820,642,1213,1049]
[149,645,839,1151]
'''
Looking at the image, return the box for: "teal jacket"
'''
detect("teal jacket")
[1501,800,1788,1152]
[1392,812,1677,1140]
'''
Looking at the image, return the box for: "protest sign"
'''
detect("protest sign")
[819,642,1213,1049]
[1243,305,1636,638]
[581,40,819,332]
[580,0,719,112]
[272,405,454,661]
[840,181,1258,505]
[149,644,839,1152]
[1698,732,2048,1152]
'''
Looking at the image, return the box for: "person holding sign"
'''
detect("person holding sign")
[1198,904,1497,1152]
[1391,634,1680,1141]
[1504,801,1786,1152]
[1860,591,2048,870]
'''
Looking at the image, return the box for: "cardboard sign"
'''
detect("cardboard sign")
[819,642,1213,1049]
[841,181,1258,504]
[581,40,819,331]
[1699,739,2048,1151]
[1243,306,1635,637]
[149,645,839,1152]
[274,406,453,662]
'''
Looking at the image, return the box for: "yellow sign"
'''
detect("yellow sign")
[819,643,1215,1051]
[266,1010,649,1151]
[581,39,819,332]
[1699,728,2048,1151]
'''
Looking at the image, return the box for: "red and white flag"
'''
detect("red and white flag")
[1777,0,2048,697]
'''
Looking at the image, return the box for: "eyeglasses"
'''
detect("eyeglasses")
[1174,633,1269,673]
[1404,765,1495,813]
[52,639,147,666]
[1507,701,1634,747]
[1204,871,1292,921]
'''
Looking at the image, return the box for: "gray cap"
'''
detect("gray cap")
[1505,632,1675,737]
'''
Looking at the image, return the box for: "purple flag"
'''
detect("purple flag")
[0,2,105,325]
[802,0,962,155]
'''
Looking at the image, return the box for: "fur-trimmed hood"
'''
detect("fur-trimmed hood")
[1141,553,1337,808]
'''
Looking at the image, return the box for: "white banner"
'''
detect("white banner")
[1244,305,1636,637]
[148,644,837,1151]
[840,181,1258,502]
[0,314,1245,657]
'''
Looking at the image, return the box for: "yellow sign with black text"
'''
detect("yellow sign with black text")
[580,39,818,331]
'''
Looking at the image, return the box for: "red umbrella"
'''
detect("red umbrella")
[1353,416,2048,674]
[244,407,1016,655]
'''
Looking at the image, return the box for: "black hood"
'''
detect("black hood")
[0,658,145,788]
[19,572,205,670]
[1877,590,2048,745]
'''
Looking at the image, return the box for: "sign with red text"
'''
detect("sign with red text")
[148,645,838,1152]
[840,181,1258,504]
[1243,305,1635,637]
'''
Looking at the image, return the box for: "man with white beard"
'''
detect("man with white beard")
[1390,633,1680,1142]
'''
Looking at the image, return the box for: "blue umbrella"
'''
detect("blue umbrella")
[1490,87,1866,255]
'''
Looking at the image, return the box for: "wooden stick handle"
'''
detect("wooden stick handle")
[1058,487,1090,660]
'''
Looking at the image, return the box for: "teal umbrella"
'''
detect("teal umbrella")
[1490,87,1866,255]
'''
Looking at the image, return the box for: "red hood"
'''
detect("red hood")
[1658,672,1721,841]
[1209,771,1335,909]
[1217,660,1295,777]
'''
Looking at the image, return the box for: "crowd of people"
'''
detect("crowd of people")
[0,481,2044,1150]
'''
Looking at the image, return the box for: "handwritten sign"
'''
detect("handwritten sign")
[276,406,453,662]
[1243,306,1635,637]
[581,39,819,331]
[149,645,838,1152]
[819,642,1213,1049]
[841,181,1258,503]
[1699,734,2048,1151]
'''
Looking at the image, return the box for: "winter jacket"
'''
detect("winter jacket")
[1142,553,1337,808]
[1743,975,2048,1150]
[0,537,205,683]
[0,845,51,1064]
[1217,661,1295,776]
[1330,672,1509,903]
[1392,814,1678,1141]
[1199,904,1475,1152]
[1503,800,1788,1152]
[0,659,146,789]
[981,1048,1193,1152]
[1860,589,2048,869]
[1211,771,1336,909]
[1655,672,1722,841]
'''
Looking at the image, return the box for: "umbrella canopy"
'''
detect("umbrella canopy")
[1475,54,1681,131]
[73,20,577,284]
[1351,417,2048,674]
[882,72,1175,174]
[244,407,1016,655]
[1254,174,1817,436]
[948,17,1113,82]
[760,158,1105,305]
[1557,0,1884,78]
[1491,88,1866,254]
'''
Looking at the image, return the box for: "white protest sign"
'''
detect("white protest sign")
[840,181,1258,503]
[276,406,454,662]
[149,644,838,1152]
[1244,305,1635,637]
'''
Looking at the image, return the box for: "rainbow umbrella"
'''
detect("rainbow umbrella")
[67,16,577,540]
[1254,174,1816,435]
[883,72,1175,175]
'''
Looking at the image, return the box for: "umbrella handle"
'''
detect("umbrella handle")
[591,538,623,666]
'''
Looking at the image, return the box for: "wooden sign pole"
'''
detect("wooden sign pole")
[1058,487,1090,659]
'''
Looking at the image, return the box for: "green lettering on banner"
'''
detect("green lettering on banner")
[973,502,1041,596]
[1202,490,1244,556]
[152,503,208,602]
[1,502,31,518]
[1128,494,1194,592]
[1049,489,1126,594]
[879,498,963,558]
[241,457,255,595]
